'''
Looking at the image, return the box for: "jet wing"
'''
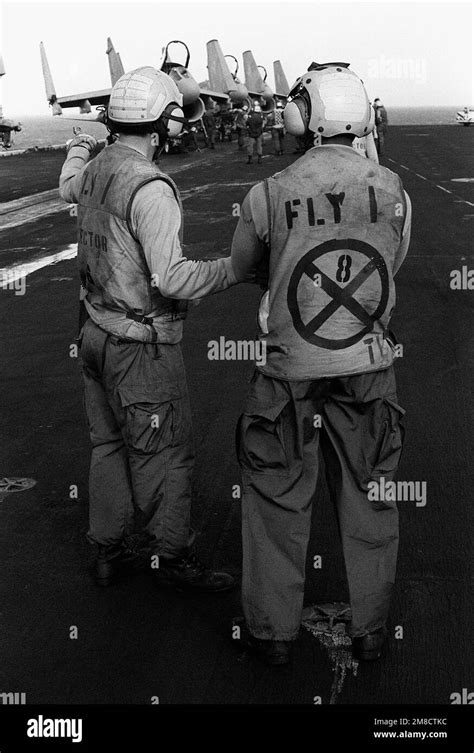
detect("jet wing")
[56,89,111,108]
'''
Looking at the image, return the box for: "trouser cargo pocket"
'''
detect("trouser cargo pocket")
[237,399,291,477]
[369,397,405,479]
[125,401,176,455]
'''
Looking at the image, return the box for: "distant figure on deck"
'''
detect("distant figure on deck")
[0,113,22,149]
[373,98,388,157]
[202,107,217,149]
[268,102,285,155]
[234,105,248,150]
[246,102,265,164]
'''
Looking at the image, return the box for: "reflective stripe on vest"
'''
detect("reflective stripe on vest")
[258,145,406,380]
[77,142,186,330]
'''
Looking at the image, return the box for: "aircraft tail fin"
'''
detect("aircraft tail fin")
[206,39,235,94]
[40,42,62,115]
[243,50,265,93]
[106,37,124,86]
[273,60,290,96]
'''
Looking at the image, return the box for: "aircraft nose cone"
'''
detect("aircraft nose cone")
[262,83,274,103]
[169,67,201,105]
[230,83,249,103]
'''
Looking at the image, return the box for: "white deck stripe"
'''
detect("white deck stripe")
[0,245,77,288]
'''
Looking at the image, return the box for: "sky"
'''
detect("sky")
[0,0,472,116]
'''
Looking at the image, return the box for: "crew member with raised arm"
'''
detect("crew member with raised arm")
[60,67,238,593]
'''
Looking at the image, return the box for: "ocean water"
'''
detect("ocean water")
[2,107,461,151]
[2,116,108,151]
[388,106,463,125]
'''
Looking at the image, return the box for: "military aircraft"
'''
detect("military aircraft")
[0,54,22,149]
[39,38,232,124]
[205,39,250,108]
[205,39,290,113]
[243,50,289,112]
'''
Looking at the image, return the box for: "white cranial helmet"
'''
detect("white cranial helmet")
[284,63,374,139]
[108,66,184,135]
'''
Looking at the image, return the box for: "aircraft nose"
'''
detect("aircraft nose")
[169,67,201,105]
[231,83,249,101]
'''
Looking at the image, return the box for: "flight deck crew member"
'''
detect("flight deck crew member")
[202,106,217,149]
[230,63,411,665]
[59,67,238,593]
[373,98,388,157]
[246,102,265,164]
[234,105,248,150]
[267,102,285,155]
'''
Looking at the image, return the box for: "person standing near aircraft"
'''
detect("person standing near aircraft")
[229,63,411,665]
[246,102,265,164]
[0,109,22,149]
[234,104,248,150]
[203,106,217,149]
[59,67,238,593]
[373,98,388,157]
[267,102,285,155]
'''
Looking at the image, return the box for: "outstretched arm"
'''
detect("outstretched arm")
[230,184,268,283]
[59,134,97,203]
[132,180,238,299]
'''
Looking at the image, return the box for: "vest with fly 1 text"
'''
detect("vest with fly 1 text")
[257,145,407,379]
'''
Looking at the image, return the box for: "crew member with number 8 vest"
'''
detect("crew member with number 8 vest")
[59,67,238,593]
[230,63,411,665]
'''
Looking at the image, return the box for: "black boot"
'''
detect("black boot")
[152,553,235,593]
[232,616,292,665]
[352,627,386,661]
[95,539,148,587]
[257,155,262,164]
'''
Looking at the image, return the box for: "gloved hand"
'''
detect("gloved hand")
[66,133,97,153]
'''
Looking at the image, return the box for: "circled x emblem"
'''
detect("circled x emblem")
[287,239,389,350]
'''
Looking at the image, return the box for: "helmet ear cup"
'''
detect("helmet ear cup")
[161,104,185,137]
[283,96,309,136]
[366,104,375,135]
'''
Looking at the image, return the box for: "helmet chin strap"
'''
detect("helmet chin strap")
[151,120,169,161]
[162,110,189,127]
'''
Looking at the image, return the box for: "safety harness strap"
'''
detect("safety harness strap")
[126,311,154,326]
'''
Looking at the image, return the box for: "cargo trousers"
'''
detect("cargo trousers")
[80,318,195,556]
[247,135,263,158]
[237,365,405,640]
[271,128,284,154]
